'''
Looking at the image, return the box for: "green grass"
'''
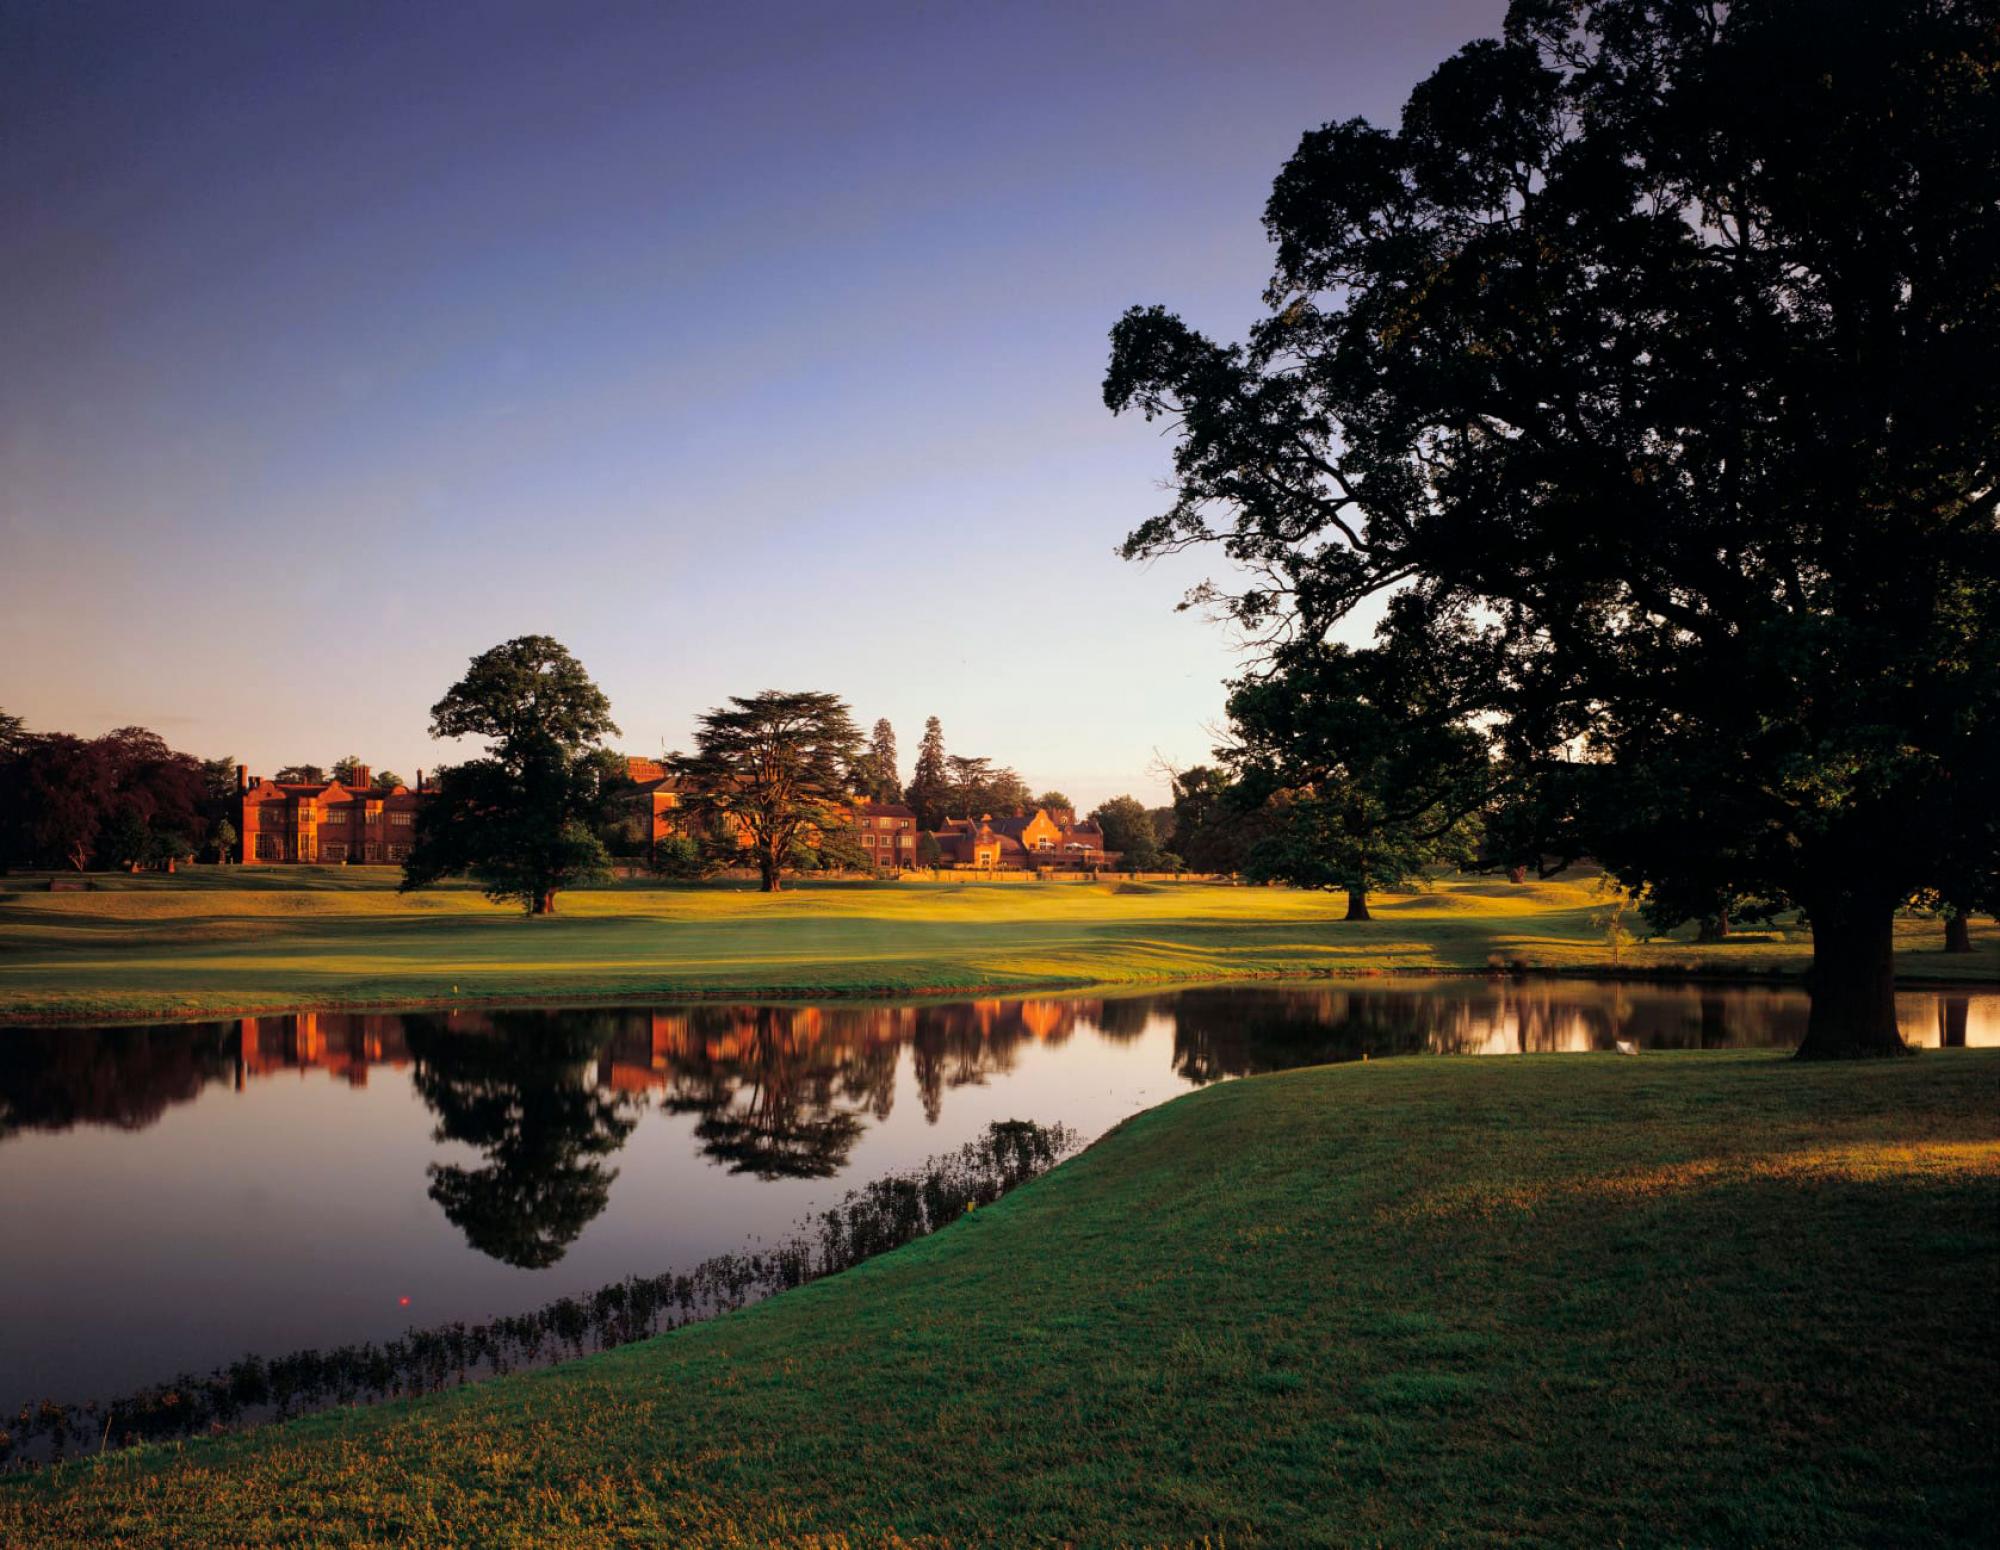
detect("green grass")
[1,870,1993,1022]
[5,1052,1993,1546]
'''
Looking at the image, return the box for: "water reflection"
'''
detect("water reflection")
[3,981,1995,1404]
[406,1013,642,1269]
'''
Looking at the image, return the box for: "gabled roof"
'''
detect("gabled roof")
[857,801,916,819]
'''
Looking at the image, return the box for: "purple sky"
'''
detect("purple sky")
[2,0,1505,807]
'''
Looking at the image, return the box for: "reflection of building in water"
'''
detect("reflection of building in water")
[11,991,1994,1154]
[235,1013,417,1088]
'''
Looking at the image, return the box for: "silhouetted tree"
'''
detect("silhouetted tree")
[402,636,621,915]
[1227,637,1491,919]
[1105,0,2000,1056]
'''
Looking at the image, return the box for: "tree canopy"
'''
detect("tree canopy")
[905,717,950,829]
[1106,0,2000,1056]
[401,636,621,915]
[671,690,863,893]
[1227,639,1491,917]
[853,719,901,803]
[0,724,207,872]
[1089,796,1162,871]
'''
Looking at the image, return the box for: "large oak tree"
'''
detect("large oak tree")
[401,636,621,915]
[1106,0,2000,1057]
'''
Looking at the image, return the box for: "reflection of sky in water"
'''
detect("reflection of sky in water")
[1,982,1993,1403]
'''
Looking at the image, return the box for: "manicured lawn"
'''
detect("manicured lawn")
[0,870,1993,1023]
[4,1051,1993,1546]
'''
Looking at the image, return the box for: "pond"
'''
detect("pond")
[3,979,1994,1407]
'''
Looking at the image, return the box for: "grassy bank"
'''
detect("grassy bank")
[0,870,1994,1023]
[4,1051,1994,1546]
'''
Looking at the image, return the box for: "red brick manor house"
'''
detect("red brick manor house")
[238,764,425,865]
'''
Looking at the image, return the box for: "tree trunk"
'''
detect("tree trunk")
[532,889,556,916]
[1697,910,1731,943]
[1943,912,1972,954]
[1796,896,1907,1058]
[1938,997,1968,1048]
[1506,865,1527,885]
[1344,886,1371,922]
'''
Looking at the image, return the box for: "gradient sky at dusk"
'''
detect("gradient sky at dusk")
[3,0,1505,807]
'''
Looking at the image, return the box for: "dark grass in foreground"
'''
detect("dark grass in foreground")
[4,1052,1994,1547]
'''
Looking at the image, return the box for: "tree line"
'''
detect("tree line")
[393,635,1182,908]
[0,715,237,873]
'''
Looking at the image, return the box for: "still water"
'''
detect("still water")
[3,979,1993,1404]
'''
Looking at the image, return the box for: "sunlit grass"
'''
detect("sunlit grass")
[0,871,1993,1020]
[4,1051,1993,1546]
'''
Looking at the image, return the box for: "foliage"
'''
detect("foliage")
[904,717,950,829]
[851,719,901,803]
[209,818,238,865]
[1089,795,1162,870]
[401,636,621,915]
[671,691,863,893]
[1105,0,2000,1055]
[373,770,405,792]
[0,726,206,872]
[1227,639,1491,918]
[1166,765,1268,875]
[650,835,711,880]
[272,765,326,785]
[917,831,943,866]
[942,754,1032,820]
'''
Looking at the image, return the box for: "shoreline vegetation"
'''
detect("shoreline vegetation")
[1,1120,1080,1469]
[3,1052,1992,1546]
[0,871,1994,1027]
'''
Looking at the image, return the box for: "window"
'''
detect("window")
[862,834,875,846]
[387,844,410,862]
[390,812,413,829]
[322,810,348,825]
[255,834,282,860]
[321,842,347,862]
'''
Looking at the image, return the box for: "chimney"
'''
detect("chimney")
[416,768,424,793]
[236,764,248,793]
[354,764,370,791]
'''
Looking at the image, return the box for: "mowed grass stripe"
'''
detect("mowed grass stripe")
[0,874,1994,1021]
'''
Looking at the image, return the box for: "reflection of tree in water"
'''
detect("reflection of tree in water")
[1165,983,1812,1074]
[658,1006,878,1178]
[405,1011,641,1269]
[907,1000,1067,1123]
[1092,995,1164,1044]
[1168,989,1442,1083]
[0,1024,234,1140]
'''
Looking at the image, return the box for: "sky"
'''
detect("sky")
[2,0,1506,809]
